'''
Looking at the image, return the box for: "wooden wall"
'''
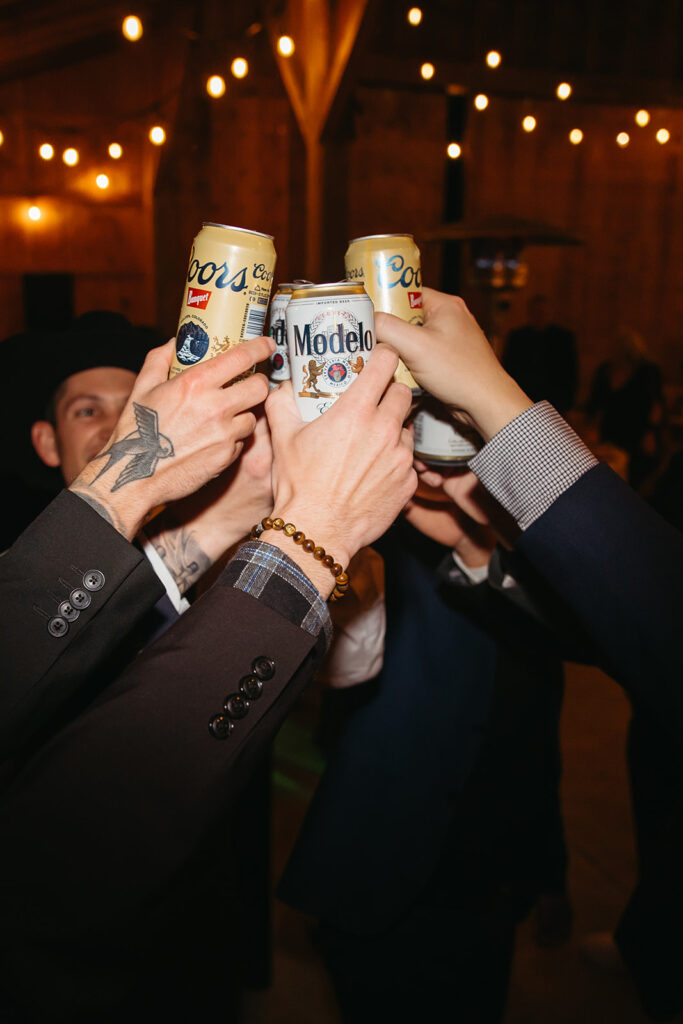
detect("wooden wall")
[464,97,683,394]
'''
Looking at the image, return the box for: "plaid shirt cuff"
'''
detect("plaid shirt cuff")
[223,541,333,649]
[468,401,598,530]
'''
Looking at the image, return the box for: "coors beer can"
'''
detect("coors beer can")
[286,281,374,421]
[170,222,276,378]
[268,280,313,384]
[413,397,480,467]
[345,233,422,394]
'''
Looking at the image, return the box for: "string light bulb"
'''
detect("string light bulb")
[569,128,583,145]
[231,57,248,78]
[474,93,489,110]
[108,142,123,159]
[522,115,537,132]
[420,62,435,80]
[63,147,79,166]
[96,174,109,190]
[149,126,166,145]
[206,75,226,98]
[447,142,462,159]
[635,109,650,127]
[556,82,572,100]
[122,15,143,41]
[28,205,41,221]
[277,35,295,57]
[616,132,630,147]
[0,130,4,146]
[407,7,422,25]
[39,143,54,160]
[486,51,501,68]
[656,128,670,144]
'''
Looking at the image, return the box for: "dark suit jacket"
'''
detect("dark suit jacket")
[279,522,565,934]
[0,492,325,1020]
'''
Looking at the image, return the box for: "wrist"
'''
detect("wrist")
[459,375,533,442]
[68,477,145,541]
[253,511,352,602]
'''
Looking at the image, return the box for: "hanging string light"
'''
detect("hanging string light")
[108,142,123,159]
[407,8,423,26]
[420,62,435,80]
[28,205,41,221]
[122,15,143,41]
[63,147,79,166]
[486,51,501,68]
[635,109,650,127]
[206,75,226,98]
[522,115,537,132]
[556,82,572,100]
[616,132,630,147]
[656,128,670,144]
[277,35,295,57]
[231,58,248,78]
[39,143,54,160]
[474,93,489,110]
[569,128,583,145]
[447,142,462,159]
[0,130,4,146]
[96,174,110,190]
[149,126,166,145]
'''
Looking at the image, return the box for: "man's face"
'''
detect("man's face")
[32,366,136,485]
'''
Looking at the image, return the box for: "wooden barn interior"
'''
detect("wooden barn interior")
[1,2,682,1022]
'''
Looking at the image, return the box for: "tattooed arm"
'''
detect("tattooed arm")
[67,337,274,541]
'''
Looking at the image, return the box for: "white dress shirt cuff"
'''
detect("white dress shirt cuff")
[139,533,191,615]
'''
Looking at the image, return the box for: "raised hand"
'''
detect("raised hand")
[265,345,417,599]
[375,287,532,442]
[69,336,274,539]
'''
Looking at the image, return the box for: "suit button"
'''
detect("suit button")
[83,569,105,592]
[48,616,68,638]
[240,674,263,700]
[251,656,275,681]
[58,600,80,623]
[224,694,250,720]
[208,714,233,740]
[70,588,91,610]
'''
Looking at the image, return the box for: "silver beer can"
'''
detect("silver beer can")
[286,281,374,421]
[268,280,313,384]
[171,222,276,378]
[413,397,480,467]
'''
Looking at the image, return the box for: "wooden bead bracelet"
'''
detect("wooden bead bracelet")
[250,517,350,602]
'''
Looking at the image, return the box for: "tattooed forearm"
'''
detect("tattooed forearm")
[69,490,127,538]
[91,402,174,493]
[153,526,211,595]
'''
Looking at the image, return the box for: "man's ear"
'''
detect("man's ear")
[31,421,61,468]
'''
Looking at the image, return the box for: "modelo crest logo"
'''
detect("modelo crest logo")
[186,246,273,292]
[375,253,421,290]
[292,309,374,357]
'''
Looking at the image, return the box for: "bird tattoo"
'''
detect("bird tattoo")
[91,402,175,492]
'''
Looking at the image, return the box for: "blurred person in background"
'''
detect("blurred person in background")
[503,294,578,416]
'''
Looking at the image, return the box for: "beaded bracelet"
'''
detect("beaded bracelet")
[250,517,350,602]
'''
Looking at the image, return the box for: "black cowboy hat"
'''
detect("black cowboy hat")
[2,310,164,498]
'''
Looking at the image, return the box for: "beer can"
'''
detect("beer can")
[268,280,313,384]
[170,222,276,378]
[286,281,374,421]
[413,397,480,467]
[345,233,423,393]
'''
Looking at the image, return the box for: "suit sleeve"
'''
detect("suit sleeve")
[0,489,164,756]
[517,462,683,725]
[0,567,325,1013]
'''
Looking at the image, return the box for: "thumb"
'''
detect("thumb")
[134,339,176,391]
[265,380,303,451]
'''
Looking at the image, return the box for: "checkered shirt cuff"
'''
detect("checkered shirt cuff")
[468,401,598,530]
[223,541,333,649]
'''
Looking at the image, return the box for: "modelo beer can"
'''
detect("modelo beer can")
[345,233,422,394]
[268,280,313,384]
[286,281,374,421]
[413,397,480,467]
[170,222,276,378]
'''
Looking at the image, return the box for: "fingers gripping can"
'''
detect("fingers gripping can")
[170,222,276,379]
[345,233,422,394]
[286,282,374,421]
[268,280,313,385]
